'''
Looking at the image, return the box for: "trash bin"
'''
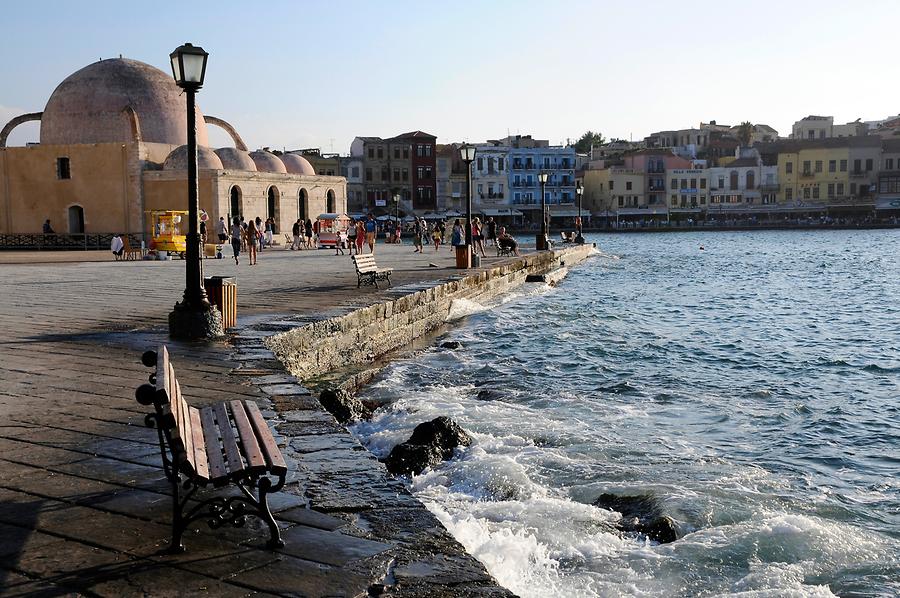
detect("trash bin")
[455,245,471,269]
[204,276,237,329]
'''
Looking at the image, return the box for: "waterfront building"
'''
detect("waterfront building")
[505,134,577,225]
[349,130,437,214]
[704,148,778,218]
[791,115,868,140]
[472,141,509,209]
[0,57,346,239]
[286,148,340,176]
[666,168,708,218]
[589,139,644,161]
[342,156,365,213]
[876,139,900,213]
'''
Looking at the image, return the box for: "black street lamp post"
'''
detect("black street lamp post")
[167,43,223,338]
[537,171,549,250]
[458,144,477,268]
[575,182,585,244]
[393,191,400,241]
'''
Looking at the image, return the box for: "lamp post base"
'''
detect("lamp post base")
[454,245,471,269]
[168,302,225,339]
[535,234,548,251]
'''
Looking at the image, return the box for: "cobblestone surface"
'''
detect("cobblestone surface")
[0,243,518,597]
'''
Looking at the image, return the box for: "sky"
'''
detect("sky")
[2,0,899,152]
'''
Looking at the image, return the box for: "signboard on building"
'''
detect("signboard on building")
[375,199,387,207]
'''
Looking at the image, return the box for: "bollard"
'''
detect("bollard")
[204,276,237,329]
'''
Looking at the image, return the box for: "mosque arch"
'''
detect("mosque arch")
[229,185,243,220]
[68,205,85,234]
[267,186,280,232]
[0,112,42,148]
[326,189,336,213]
[299,188,309,221]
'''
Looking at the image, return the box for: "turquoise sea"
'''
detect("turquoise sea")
[354,230,900,597]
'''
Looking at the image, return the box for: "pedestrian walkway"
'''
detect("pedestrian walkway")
[0,244,515,597]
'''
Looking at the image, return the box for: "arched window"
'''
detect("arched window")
[68,205,84,234]
[729,171,739,191]
[326,189,336,213]
[267,186,280,232]
[229,185,242,220]
[298,188,308,220]
[745,171,755,190]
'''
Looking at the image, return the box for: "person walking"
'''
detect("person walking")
[247,218,259,265]
[347,219,358,255]
[292,219,301,250]
[265,217,274,248]
[255,217,264,251]
[432,221,442,251]
[304,218,314,249]
[335,229,347,255]
[216,216,228,244]
[199,218,208,250]
[365,213,377,254]
[486,217,498,247]
[231,216,242,264]
[413,217,423,253]
[451,219,464,249]
[472,217,486,257]
[355,220,365,254]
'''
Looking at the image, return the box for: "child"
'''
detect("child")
[336,229,347,255]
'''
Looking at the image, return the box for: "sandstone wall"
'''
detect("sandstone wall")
[266,244,595,380]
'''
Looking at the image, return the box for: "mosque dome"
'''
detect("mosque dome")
[281,153,316,175]
[40,58,209,146]
[214,147,258,171]
[163,145,224,170]
[249,150,287,173]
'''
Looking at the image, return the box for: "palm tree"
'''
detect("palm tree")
[737,121,754,147]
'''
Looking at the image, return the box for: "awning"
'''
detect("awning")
[670,208,702,214]
[481,208,524,217]
[876,197,900,210]
[548,208,580,218]
[616,207,669,216]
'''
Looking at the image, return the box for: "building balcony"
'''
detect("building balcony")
[647,166,666,173]
[648,184,665,191]
[849,170,868,178]
[800,171,814,178]
[760,183,780,191]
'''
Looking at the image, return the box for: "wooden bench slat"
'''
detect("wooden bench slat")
[214,402,245,478]
[230,400,267,473]
[244,401,287,475]
[173,376,195,476]
[199,406,227,482]
[189,407,209,480]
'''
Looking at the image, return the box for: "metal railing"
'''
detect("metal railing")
[0,233,146,251]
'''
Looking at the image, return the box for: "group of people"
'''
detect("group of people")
[215,215,278,265]
[290,218,316,250]
[405,216,519,256]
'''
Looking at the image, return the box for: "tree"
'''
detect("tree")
[737,121,754,147]
[573,130,606,153]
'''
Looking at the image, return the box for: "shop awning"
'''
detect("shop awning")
[875,197,900,210]
[481,208,524,216]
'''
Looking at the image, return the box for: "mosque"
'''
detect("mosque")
[0,57,346,239]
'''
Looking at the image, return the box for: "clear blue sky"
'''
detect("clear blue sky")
[2,0,899,152]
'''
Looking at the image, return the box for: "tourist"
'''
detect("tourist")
[304,218,314,249]
[231,216,242,264]
[347,219,358,255]
[486,217,497,247]
[451,219,464,248]
[247,218,259,265]
[111,233,124,259]
[199,218,207,249]
[335,228,347,255]
[498,227,519,256]
[413,217,423,253]
[240,217,248,251]
[432,222,443,251]
[395,220,402,244]
[355,219,365,254]
[292,219,301,250]
[255,217,264,251]
[265,217,274,248]
[216,216,228,244]
[42,219,54,234]
[472,217,486,257]
[365,213,377,254]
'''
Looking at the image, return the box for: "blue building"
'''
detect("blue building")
[503,135,577,225]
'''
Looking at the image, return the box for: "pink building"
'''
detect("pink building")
[622,150,694,208]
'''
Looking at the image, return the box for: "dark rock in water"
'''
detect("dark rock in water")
[319,388,372,424]
[385,416,472,476]
[593,493,679,543]
[441,341,462,350]
[476,389,501,401]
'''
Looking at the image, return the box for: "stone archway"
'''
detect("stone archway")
[299,188,309,221]
[68,205,85,234]
[230,185,243,220]
[267,186,280,233]
[326,189,336,213]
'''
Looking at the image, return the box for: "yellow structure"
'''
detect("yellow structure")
[776,137,880,208]
[0,57,346,241]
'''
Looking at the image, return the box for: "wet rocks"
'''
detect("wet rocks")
[440,341,462,349]
[385,416,472,476]
[592,493,679,544]
[319,388,373,424]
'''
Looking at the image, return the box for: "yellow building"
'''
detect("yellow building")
[0,57,346,243]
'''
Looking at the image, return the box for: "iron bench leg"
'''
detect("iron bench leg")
[259,476,285,549]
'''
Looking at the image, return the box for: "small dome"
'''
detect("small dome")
[249,150,287,173]
[41,58,209,146]
[163,145,224,170]
[214,147,258,171]
[281,153,316,175]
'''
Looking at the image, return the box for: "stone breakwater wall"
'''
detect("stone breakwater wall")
[266,244,594,380]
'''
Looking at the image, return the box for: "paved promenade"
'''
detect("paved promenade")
[0,243,518,597]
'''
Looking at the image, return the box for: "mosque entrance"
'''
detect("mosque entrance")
[68,205,84,234]
[326,189,336,213]
[267,186,280,233]
[230,185,242,220]
[299,188,309,221]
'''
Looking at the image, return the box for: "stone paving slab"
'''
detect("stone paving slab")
[0,244,519,597]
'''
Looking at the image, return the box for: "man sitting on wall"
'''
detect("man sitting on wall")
[111,234,124,260]
[497,227,520,256]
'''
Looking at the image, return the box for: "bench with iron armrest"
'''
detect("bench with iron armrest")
[135,345,287,552]
[352,254,393,288]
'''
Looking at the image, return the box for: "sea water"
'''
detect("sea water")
[352,230,900,597]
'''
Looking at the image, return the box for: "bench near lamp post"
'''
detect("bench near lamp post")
[167,42,224,339]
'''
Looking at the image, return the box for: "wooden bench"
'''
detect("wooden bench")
[122,236,145,261]
[352,254,393,288]
[135,345,287,552]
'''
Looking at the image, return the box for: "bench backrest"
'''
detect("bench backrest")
[353,254,379,273]
[155,346,205,478]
